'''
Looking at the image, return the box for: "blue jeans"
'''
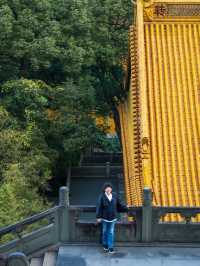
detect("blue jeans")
[102,220,116,248]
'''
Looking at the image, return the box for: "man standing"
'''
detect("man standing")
[96,182,128,253]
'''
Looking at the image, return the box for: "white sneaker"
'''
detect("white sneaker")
[103,246,109,252]
[108,248,115,254]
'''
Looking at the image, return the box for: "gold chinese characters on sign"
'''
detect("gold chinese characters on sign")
[144,2,200,21]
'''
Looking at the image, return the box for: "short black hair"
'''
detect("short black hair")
[102,182,113,192]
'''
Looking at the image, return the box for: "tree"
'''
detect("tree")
[0,0,132,227]
[0,104,51,229]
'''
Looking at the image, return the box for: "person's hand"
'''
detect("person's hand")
[97,218,102,223]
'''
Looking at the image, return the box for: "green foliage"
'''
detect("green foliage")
[0,79,49,125]
[96,135,121,152]
[0,0,131,230]
[90,0,132,109]
[0,81,52,228]
[0,163,50,244]
[0,164,50,227]
[0,78,104,229]
[0,0,132,106]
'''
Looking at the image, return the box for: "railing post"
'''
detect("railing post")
[59,186,70,242]
[6,252,29,266]
[142,187,152,242]
[106,162,110,178]
[59,186,69,207]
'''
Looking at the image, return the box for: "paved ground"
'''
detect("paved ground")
[56,245,200,266]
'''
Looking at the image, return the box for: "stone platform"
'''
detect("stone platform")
[56,245,200,266]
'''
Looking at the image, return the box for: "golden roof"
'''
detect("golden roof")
[118,0,200,221]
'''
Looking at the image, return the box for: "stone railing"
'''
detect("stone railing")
[0,187,72,256]
[68,205,140,243]
[0,186,200,265]
[142,187,200,242]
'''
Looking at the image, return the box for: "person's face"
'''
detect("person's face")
[105,187,112,194]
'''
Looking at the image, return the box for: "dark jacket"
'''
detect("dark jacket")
[96,192,128,221]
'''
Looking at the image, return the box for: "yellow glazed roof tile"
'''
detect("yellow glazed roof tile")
[119,1,200,220]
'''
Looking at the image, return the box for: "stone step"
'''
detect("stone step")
[82,153,122,164]
[89,152,122,156]
[30,257,43,266]
[71,166,122,177]
[70,177,119,205]
[69,151,125,219]
[30,252,57,266]
[70,174,119,179]
[82,162,122,167]
[43,251,57,266]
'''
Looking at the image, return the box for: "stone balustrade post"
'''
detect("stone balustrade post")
[58,186,70,242]
[106,162,110,178]
[6,252,29,266]
[142,186,152,242]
